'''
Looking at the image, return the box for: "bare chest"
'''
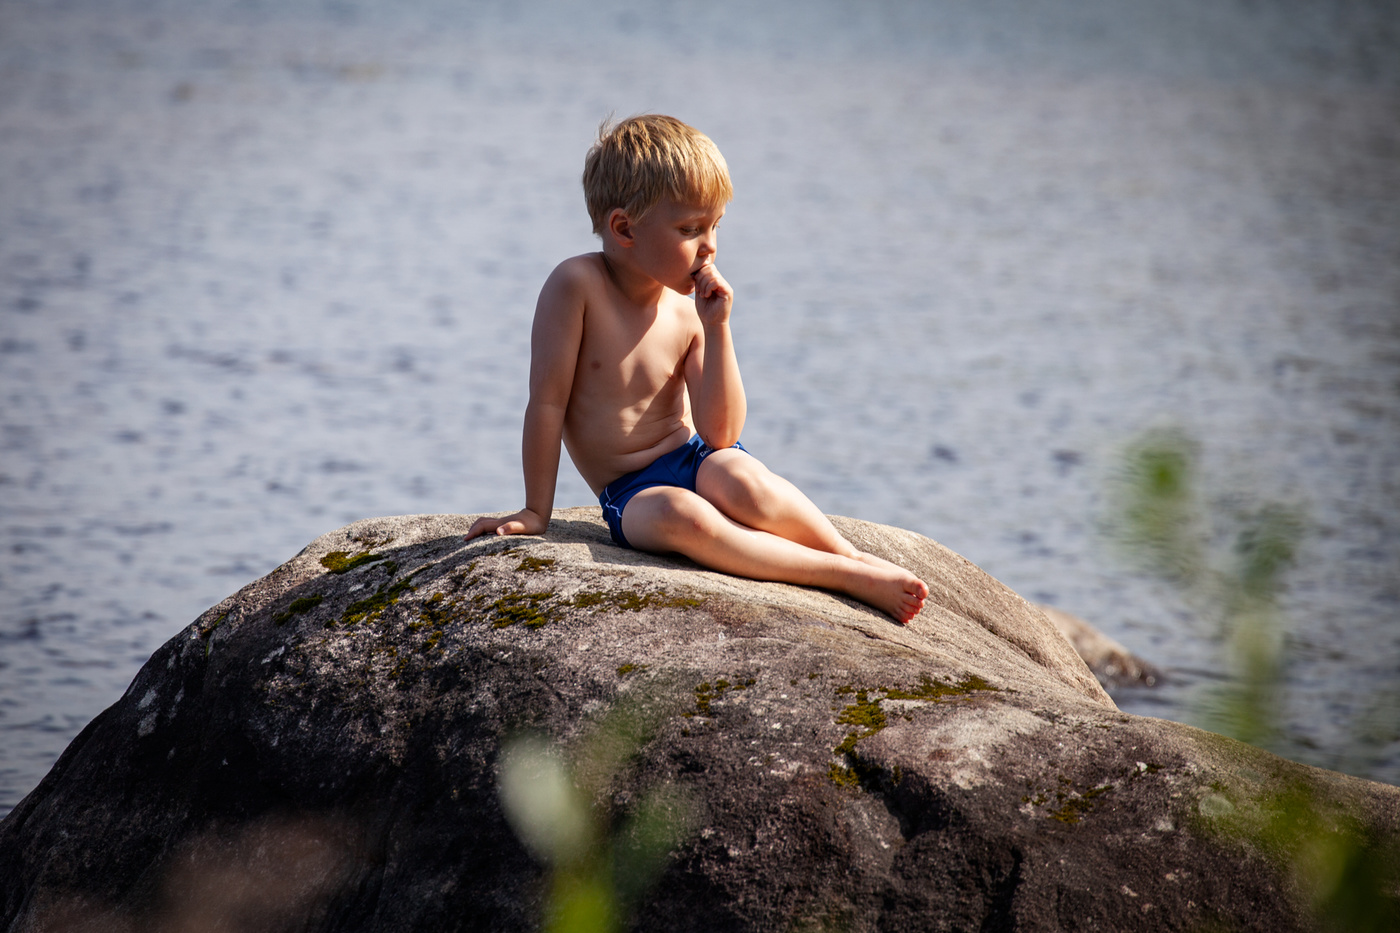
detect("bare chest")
[575,302,696,404]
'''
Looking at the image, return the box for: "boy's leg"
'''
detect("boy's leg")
[619,485,927,624]
[695,449,859,557]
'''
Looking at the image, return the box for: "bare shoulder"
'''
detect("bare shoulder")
[542,253,608,297]
[529,255,602,334]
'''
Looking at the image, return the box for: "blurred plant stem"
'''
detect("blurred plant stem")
[1117,426,1205,587]
[1114,427,1302,749]
[1113,426,1397,930]
[497,687,693,933]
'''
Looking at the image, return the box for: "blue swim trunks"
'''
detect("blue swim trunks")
[598,434,747,549]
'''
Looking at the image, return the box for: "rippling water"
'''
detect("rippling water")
[2,0,1397,813]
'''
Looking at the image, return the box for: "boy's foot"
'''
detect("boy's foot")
[848,553,929,625]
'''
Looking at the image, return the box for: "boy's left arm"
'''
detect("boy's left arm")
[686,263,747,449]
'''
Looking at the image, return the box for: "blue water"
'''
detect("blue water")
[2,0,1397,813]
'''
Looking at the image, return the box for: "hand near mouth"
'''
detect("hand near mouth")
[691,262,733,326]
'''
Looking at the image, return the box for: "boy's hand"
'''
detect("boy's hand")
[691,262,733,327]
[464,508,548,541]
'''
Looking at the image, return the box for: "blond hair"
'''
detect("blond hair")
[582,114,733,235]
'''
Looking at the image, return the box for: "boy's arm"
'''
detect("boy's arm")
[685,262,746,449]
[465,263,585,540]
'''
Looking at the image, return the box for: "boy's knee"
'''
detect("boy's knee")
[664,495,711,535]
[636,489,720,541]
[714,461,776,514]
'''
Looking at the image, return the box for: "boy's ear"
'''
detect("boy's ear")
[606,208,635,247]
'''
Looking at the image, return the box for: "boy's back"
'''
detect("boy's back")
[466,115,928,624]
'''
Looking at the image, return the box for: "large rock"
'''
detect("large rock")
[2,509,1396,931]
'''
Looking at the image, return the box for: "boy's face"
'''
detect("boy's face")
[624,198,725,295]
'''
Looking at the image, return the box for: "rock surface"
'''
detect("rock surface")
[2,509,1396,932]
[1038,605,1162,689]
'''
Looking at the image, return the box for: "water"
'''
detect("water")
[2,0,1397,814]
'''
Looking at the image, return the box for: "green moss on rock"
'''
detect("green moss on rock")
[419,592,456,627]
[338,575,417,627]
[1049,783,1115,824]
[515,555,556,573]
[490,591,558,629]
[200,613,228,657]
[829,674,1001,789]
[274,594,323,626]
[569,588,702,612]
[320,550,383,574]
[884,673,1000,702]
[685,674,756,718]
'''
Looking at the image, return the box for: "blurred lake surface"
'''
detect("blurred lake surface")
[2,0,1397,812]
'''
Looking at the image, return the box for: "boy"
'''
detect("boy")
[465,115,928,624]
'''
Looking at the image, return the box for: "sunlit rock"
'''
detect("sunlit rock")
[1,508,1394,931]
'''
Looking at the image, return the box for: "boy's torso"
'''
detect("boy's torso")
[559,253,702,494]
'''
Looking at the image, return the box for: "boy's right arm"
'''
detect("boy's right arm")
[465,261,586,541]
